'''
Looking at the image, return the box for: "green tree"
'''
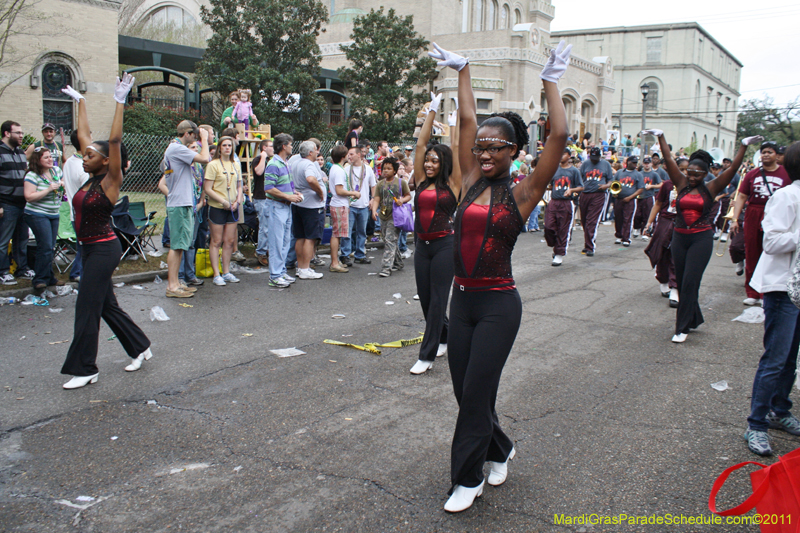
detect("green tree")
[196,0,328,139]
[737,96,800,146]
[338,7,437,141]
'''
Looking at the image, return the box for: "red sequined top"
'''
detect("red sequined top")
[73,176,117,244]
[453,177,524,291]
[414,182,457,241]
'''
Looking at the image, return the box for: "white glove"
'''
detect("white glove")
[448,110,458,127]
[742,135,764,146]
[428,43,469,72]
[540,40,573,83]
[61,85,84,102]
[429,92,443,114]
[641,129,663,137]
[114,73,136,104]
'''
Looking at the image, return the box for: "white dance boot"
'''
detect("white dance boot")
[486,448,516,486]
[444,480,484,512]
[125,347,153,372]
[63,374,98,389]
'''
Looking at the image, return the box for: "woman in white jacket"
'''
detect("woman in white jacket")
[744,141,800,456]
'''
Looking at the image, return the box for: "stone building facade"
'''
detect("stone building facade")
[0,0,121,140]
[553,23,742,156]
[319,0,616,145]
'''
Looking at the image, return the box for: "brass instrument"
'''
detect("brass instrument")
[715,177,743,257]
[609,181,622,196]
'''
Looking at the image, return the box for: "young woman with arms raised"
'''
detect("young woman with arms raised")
[407,92,461,375]
[59,75,153,389]
[428,40,571,512]
[644,128,763,343]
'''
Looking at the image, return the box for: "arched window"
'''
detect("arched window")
[41,63,74,131]
[646,84,658,111]
[473,0,484,31]
[500,4,509,29]
[146,5,196,29]
[722,139,726,153]
[514,8,522,25]
[702,135,708,150]
[487,0,497,30]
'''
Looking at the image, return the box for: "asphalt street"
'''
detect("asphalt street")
[0,223,792,532]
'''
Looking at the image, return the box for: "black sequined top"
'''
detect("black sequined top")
[453,176,524,290]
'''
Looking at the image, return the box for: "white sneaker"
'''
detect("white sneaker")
[20,269,35,280]
[401,250,413,259]
[672,333,688,343]
[298,268,323,280]
[735,261,745,275]
[551,255,563,266]
[641,235,650,242]
[222,272,240,283]
[633,230,641,238]
[615,238,622,244]
[713,230,721,240]
[410,360,433,374]
[444,481,484,513]
[213,275,226,286]
[743,297,759,306]
[486,448,515,486]
[282,273,296,283]
[125,347,153,372]
[1,273,17,285]
[413,294,420,300]
[659,283,670,297]
[436,343,447,357]
[720,232,729,243]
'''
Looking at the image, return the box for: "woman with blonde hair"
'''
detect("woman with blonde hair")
[203,136,243,286]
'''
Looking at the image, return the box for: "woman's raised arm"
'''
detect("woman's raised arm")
[414,92,441,186]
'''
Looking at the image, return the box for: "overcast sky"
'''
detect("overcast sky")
[550,1,800,110]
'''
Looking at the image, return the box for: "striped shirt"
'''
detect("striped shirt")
[24,169,63,217]
[264,154,293,201]
[0,142,28,207]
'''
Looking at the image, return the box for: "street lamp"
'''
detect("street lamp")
[640,83,650,155]
[716,113,723,148]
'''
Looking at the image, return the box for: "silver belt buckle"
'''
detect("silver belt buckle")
[425,240,430,245]
[459,285,465,291]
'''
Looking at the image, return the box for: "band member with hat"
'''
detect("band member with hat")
[612,156,644,246]
[545,148,583,265]
[578,146,613,256]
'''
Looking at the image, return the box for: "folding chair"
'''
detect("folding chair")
[129,201,158,251]
[54,201,77,274]
[111,196,148,262]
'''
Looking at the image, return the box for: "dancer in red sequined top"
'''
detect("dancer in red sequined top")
[407,92,462,376]
[428,40,571,512]
[59,75,153,389]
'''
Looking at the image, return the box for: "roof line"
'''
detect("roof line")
[551,22,742,67]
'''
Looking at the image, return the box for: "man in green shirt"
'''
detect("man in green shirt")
[26,123,66,169]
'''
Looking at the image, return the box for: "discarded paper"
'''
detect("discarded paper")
[113,282,125,288]
[270,348,306,358]
[711,380,729,392]
[149,306,170,321]
[732,307,764,324]
[331,314,346,319]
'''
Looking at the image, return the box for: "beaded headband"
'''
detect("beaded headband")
[476,138,515,145]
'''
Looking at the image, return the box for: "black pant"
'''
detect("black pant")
[671,229,713,335]
[61,239,150,376]
[414,235,453,362]
[448,288,521,488]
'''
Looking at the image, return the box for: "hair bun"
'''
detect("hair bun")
[689,150,714,166]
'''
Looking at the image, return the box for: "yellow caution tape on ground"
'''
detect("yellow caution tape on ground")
[323,334,424,355]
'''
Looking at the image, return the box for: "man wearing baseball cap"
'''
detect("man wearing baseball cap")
[162,120,209,298]
[26,123,66,168]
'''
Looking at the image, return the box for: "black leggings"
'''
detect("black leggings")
[448,288,522,488]
[61,239,150,376]
[414,235,453,362]
[671,229,713,335]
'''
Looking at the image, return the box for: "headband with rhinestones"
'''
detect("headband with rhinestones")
[476,138,515,145]
[86,145,108,157]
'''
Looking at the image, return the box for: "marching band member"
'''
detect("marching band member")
[544,148,583,265]
[644,179,678,307]
[578,146,613,256]
[634,156,662,241]
[612,156,644,247]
